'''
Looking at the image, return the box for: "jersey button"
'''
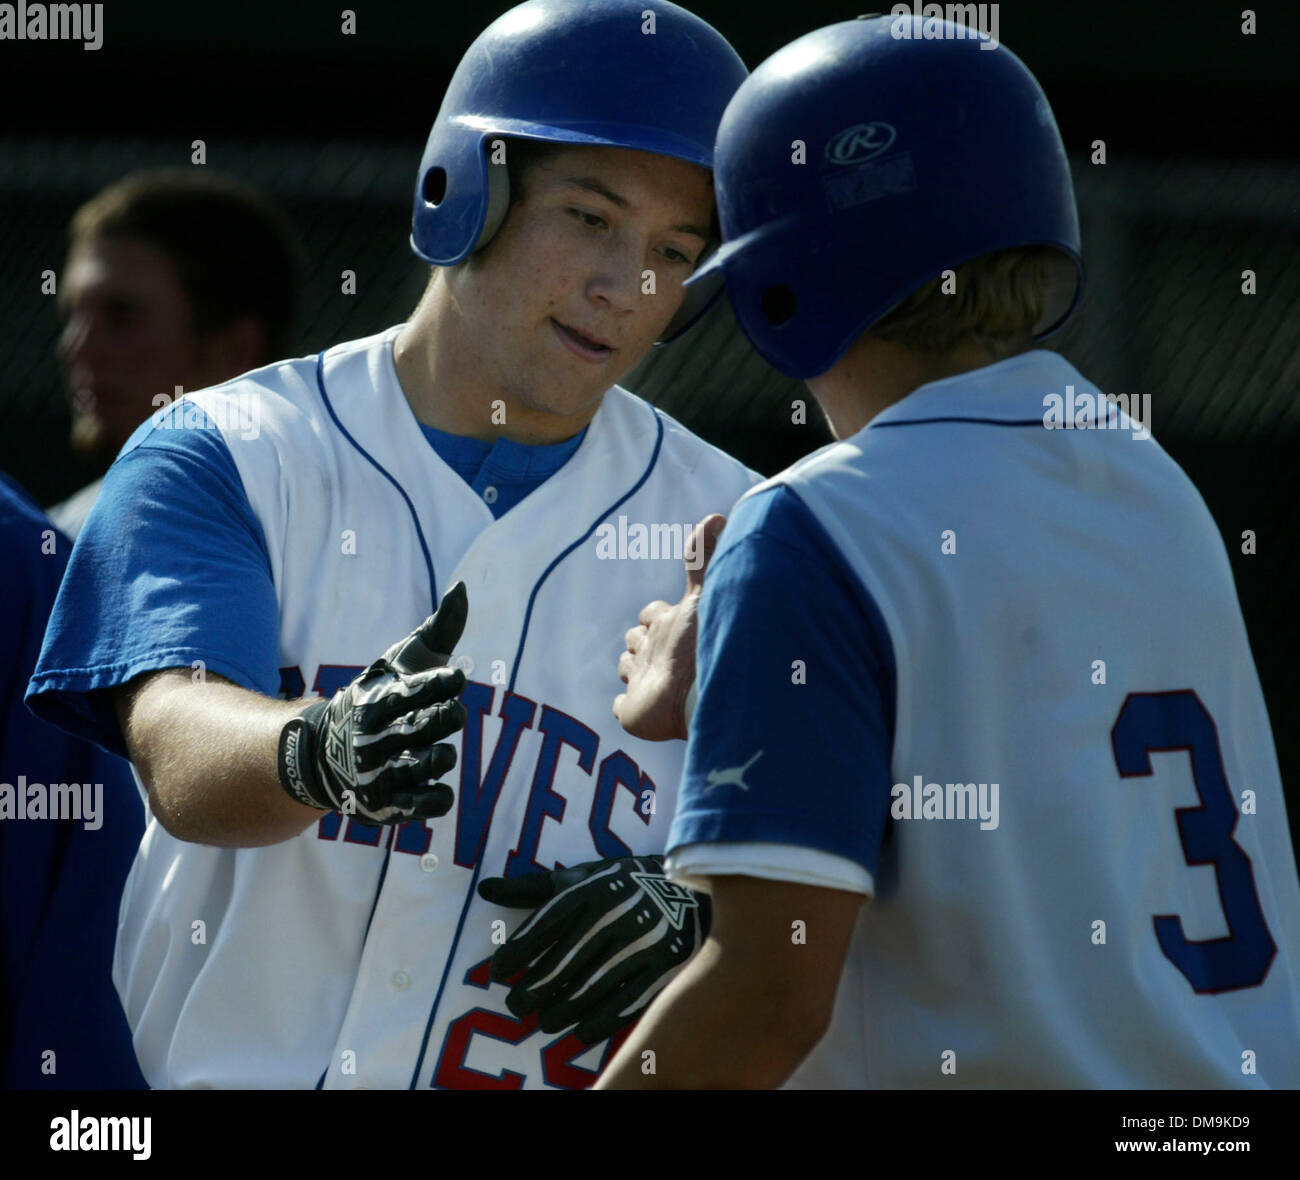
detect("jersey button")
[482,485,498,505]
[420,853,439,873]
[391,970,411,990]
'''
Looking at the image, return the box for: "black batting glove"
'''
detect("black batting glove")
[477,854,711,1045]
[277,582,469,826]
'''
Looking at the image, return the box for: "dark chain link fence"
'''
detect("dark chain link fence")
[3,140,1295,493]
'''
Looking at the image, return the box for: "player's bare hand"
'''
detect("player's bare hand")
[613,514,725,742]
[276,581,471,825]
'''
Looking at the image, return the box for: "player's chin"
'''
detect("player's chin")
[532,385,612,421]
[533,359,634,412]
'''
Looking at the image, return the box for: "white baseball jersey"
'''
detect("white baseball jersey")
[667,348,1300,1088]
[29,325,757,1089]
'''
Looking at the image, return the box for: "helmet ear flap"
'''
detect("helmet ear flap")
[472,154,513,255]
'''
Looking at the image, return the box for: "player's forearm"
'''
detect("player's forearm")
[594,939,826,1089]
[119,671,324,848]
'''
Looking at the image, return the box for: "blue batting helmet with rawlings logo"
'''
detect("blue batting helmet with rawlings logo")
[688,16,1084,378]
[411,0,748,343]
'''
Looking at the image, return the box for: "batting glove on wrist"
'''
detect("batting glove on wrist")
[278,582,469,826]
[477,854,711,1045]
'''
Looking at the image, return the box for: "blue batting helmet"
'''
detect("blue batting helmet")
[688,16,1084,378]
[411,0,748,343]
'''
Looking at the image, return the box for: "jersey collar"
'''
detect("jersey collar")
[868,349,1097,429]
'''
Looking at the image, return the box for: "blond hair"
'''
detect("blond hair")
[870,245,1063,361]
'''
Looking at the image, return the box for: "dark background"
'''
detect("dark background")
[1,0,1297,842]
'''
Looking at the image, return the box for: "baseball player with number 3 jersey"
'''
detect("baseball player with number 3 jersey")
[598,17,1300,1089]
[26,0,756,1089]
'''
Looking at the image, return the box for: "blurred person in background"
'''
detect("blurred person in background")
[50,168,300,537]
[0,169,299,1088]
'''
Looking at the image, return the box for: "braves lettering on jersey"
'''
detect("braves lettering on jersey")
[26,325,757,1089]
[666,349,1300,1088]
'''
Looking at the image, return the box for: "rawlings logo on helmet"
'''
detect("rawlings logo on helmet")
[825,122,897,165]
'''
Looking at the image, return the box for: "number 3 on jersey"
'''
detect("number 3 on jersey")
[1111,690,1276,993]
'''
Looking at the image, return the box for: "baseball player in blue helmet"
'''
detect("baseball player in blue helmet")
[595,15,1300,1088]
[26,0,760,1090]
